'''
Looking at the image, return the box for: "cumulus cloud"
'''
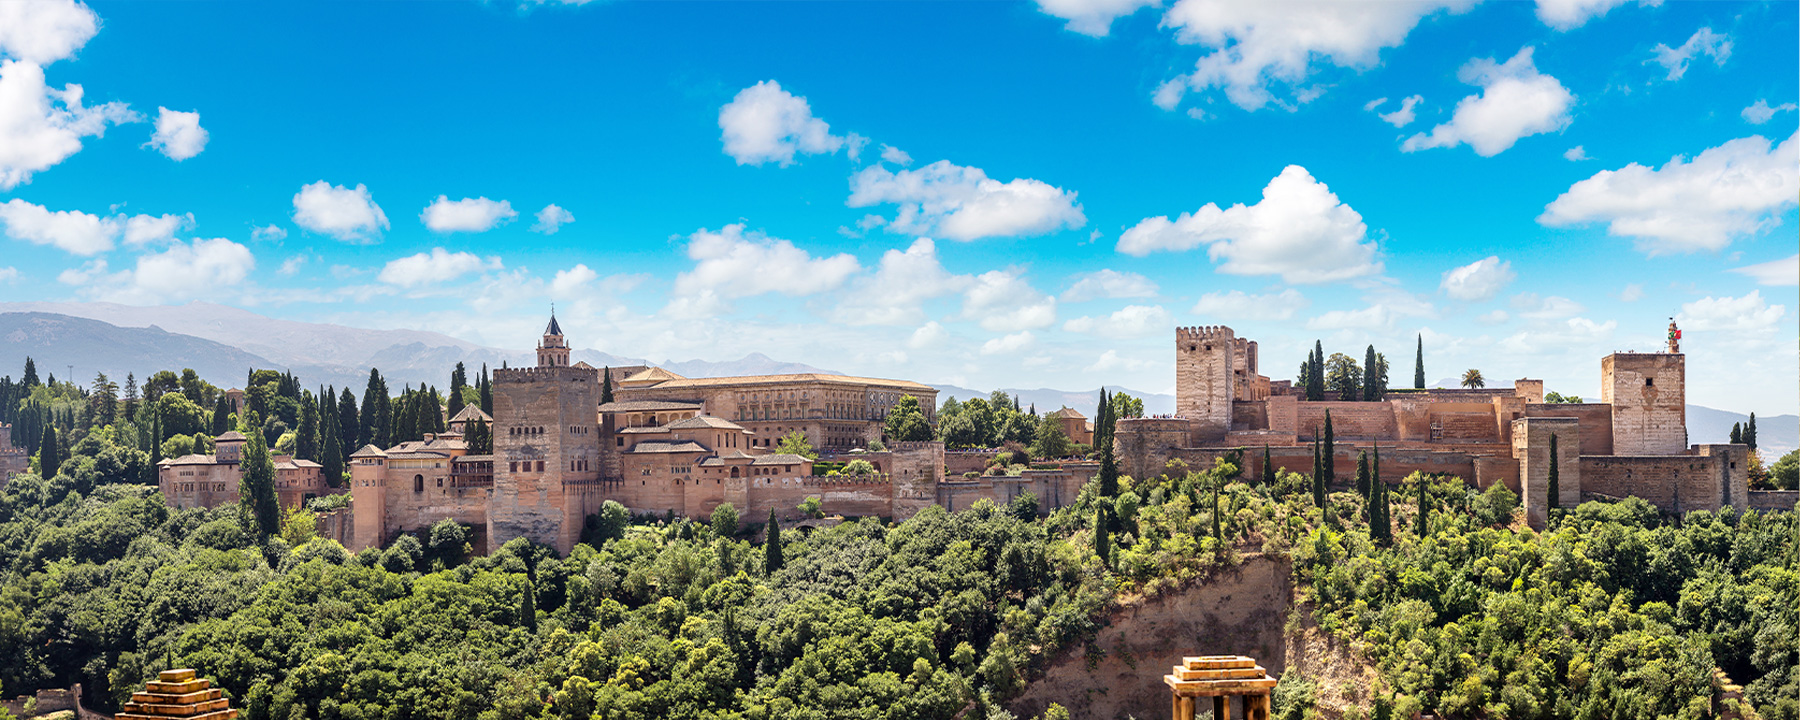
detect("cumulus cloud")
[1402,47,1573,157]
[1742,99,1797,125]
[75,238,256,304]
[1191,288,1310,321]
[960,269,1057,332]
[666,223,860,317]
[1535,0,1658,31]
[718,80,845,167]
[1117,165,1380,283]
[1730,255,1798,287]
[1063,304,1171,338]
[980,331,1036,355]
[1153,0,1473,112]
[1564,146,1589,161]
[251,224,286,242]
[1511,293,1584,319]
[908,321,950,350]
[420,195,517,234]
[848,160,1085,241]
[1034,0,1160,36]
[532,204,574,234]
[834,238,971,326]
[1060,269,1159,302]
[1676,290,1786,333]
[1498,316,1615,353]
[1085,349,1155,373]
[1305,289,1433,330]
[377,248,499,288]
[145,107,207,161]
[879,144,912,165]
[1538,131,1798,254]
[0,60,139,190]
[1439,256,1515,301]
[1648,27,1730,81]
[1619,283,1643,301]
[0,199,193,256]
[277,255,305,276]
[0,0,99,66]
[292,181,388,242]
[1372,95,1422,127]
[550,263,598,297]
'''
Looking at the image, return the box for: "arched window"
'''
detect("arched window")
[413,474,424,492]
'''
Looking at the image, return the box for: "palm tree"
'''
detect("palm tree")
[1461,368,1485,389]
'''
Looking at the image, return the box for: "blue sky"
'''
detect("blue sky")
[0,0,1794,414]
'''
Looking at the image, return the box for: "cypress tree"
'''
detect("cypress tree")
[38,425,58,477]
[146,415,163,484]
[479,364,493,416]
[1362,345,1380,401]
[601,367,615,405]
[1093,506,1111,567]
[521,579,538,632]
[1211,470,1222,540]
[359,370,383,448]
[468,418,491,455]
[1746,413,1758,451]
[1372,476,1390,543]
[319,388,343,487]
[338,387,359,456]
[1311,436,1325,507]
[22,357,37,387]
[1307,342,1326,401]
[448,362,467,421]
[1413,334,1425,389]
[764,510,784,574]
[297,391,320,461]
[1416,476,1429,537]
[1322,410,1336,483]
[1261,445,1276,486]
[1356,450,1371,498]
[1730,422,1743,444]
[1547,433,1561,510]
[211,397,231,436]
[240,411,281,539]
[375,375,392,448]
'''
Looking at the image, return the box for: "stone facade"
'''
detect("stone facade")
[0,423,29,482]
[612,368,936,451]
[1602,352,1687,455]
[160,431,333,512]
[1512,417,1581,529]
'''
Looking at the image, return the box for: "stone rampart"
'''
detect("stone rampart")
[1293,402,1397,440]
[1749,490,1798,512]
[1116,417,1190,482]
[1580,446,1745,514]
[1524,403,1614,455]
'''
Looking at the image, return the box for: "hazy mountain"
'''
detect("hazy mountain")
[663,353,838,378]
[1688,405,1798,456]
[0,312,276,387]
[931,384,1177,417]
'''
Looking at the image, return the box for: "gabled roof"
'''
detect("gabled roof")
[216,430,247,441]
[664,415,748,431]
[619,367,687,387]
[597,400,703,413]
[627,441,708,454]
[349,444,387,458]
[619,426,670,434]
[698,450,757,466]
[449,405,492,423]
[276,458,322,470]
[751,453,812,466]
[160,453,225,466]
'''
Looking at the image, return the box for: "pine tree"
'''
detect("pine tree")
[38,425,59,477]
[1356,450,1371,498]
[601,367,615,405]
[1323,410,1336,483]
[1416,476,1429,537]
[240,411,281,538]
[1547,433,1561,510]
[764,510,784,574]
[1414,334,1425,389]
[1731,422,1743,444]
[1093,506,1111,567]
[1746,413,1758,451]
[1261,445,1276,486]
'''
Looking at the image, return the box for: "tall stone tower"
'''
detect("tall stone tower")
[1175,326,1236,444]
[489,316,599,554]
[1600,323,1686,455]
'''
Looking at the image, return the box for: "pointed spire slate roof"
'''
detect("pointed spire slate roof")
[545,314,563,336]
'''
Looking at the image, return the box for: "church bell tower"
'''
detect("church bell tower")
[537,314,570,368]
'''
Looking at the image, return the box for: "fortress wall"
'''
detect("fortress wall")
[1115,418,1190,481]
[1474,455,1519,492]
[945,450,1001,476]
[1293,402,1397,440]
[681,475,728,517]
[1436,412,1501,442]
[1580,449,1742,513]
[382,483,491,538]
[1231,401,1268,430]
[607,474,689,516]
[1525,403,1614,455]
[889,441,945,520]
[1266,395,1298,435]
[1749,490,1799,512]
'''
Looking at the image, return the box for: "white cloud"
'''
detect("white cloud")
[1085,349,1155,373]
[0,198,114,255]
[277,255,305,276]
[122,212,192,246]
[1377,95,1422,127]
[1729,255,1798,287]
[1117,165,1380,283]
[980,330,1036,355]
[960,269,1058,332]
[718,80,844,167]
[550,263,598,297]
[1499,317,1615,352]
[292,181,388,242]
[0,0,99,66]
[1439,256,1515,301]
[0,60,139,190]
[666,224,860,317]
[1619,283,1644,301]
[532,204,574,234]
[879,144,912,165]
[1648,28,1729,81]
[1538,131,1798,254]
[1742,99,1797,125]
[1306,289,1434,330]
[834,238,971,325]
[145,107,207,161]
[420,195,517,234]
[848,159,1085,241]
[1534,0,1658,31]
[1060,269,1158,302]
[1035,0,1160,36]
[252,224,286,242]
[1511,293,1584,319]
[1063,304,1171,338]
[908,321,949,350]
[1191,288,1310,321]
[79,238,256,304]
[1402,47,1573,157]
[1477,309,1509,324]
[1564,145,1589,161]
[1676,290,1786,333]
[378,248,500,288]
[0,267,16,284]
[1153,0,1473,112]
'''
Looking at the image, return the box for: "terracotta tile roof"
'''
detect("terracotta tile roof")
[276,458,322,469]
[349,444,387,458]
[632,373,937,392]
[619,367,687,385]
[627,441,709,454]
[663,415,749,431]
[454,454,495,463]
[216,430,247,441]
[751,453,813,465]
[1046,407,1086,419]
[597,400,704,412]
[619,426,670,434]
[449,405,492,423]
[159,453,225,466]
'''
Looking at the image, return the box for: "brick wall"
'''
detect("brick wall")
[1580,448,1743,513]
[1524,403,1614,455]
[1294,402,1397,440]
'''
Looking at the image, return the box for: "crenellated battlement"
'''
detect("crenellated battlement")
[494,366,597,383]
[1176,326,1236,345]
